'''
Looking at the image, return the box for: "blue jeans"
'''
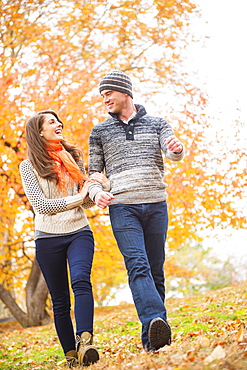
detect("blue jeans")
[36,229,94,354]
[109,201,168,350]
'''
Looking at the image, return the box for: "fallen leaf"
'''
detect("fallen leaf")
[57,359,66,366]
[204,345,226,364]
[236,323,245,343]
[198,335,210,347]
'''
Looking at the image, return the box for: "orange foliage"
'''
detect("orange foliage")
[0,0,246,307]
[165,106,247,251]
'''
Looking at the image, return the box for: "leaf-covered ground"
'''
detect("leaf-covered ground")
[0,283,246,369]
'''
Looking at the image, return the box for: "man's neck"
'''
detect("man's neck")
[118,106,137,122]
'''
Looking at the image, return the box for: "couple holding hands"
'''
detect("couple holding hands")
[20,70,184,367]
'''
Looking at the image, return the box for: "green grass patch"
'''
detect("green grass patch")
[1,284,247,369]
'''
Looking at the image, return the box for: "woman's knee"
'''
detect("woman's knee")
[52,292,71,316]
[71,275,92,294]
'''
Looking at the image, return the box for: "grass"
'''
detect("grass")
[0,283,247,369]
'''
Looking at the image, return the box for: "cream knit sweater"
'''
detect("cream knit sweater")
[20,159,95,234]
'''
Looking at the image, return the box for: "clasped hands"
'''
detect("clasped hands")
[79,172,111,200]
[85,172,114,209]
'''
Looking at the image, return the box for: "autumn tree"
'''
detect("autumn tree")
[0,0,246,327]
[165,242,245,298]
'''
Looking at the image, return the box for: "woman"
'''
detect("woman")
[20,110,108,368]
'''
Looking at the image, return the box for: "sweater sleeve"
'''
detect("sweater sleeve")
[76,158,95,209]
[159,118,185,162]
[19,160,84,215]
[88,127,106,200]
[88,127,106,174]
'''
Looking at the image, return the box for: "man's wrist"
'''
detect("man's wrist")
[89,184,103,202]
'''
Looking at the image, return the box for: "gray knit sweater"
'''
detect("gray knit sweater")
[89,104,185,204]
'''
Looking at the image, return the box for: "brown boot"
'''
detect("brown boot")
[76,332,99,367]
[65,350,79,368]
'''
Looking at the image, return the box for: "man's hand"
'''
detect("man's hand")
[95,191,114,209]
[165,135,183,153]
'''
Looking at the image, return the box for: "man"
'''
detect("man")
[88,70,185,352]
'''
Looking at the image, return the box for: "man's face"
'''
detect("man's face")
[101,90,128,114]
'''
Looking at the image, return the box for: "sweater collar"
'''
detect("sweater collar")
[109,104,147,123]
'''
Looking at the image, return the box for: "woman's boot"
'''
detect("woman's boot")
[65,350,79,368]
[76,332,99,367]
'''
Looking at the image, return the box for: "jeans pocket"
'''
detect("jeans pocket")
[109,205,127,229]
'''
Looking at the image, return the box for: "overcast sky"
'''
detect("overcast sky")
[188,0,247,260]
[191,0,247,125]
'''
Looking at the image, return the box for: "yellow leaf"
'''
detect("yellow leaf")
[236,323,245,343]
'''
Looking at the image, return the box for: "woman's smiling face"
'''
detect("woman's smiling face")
[40,113,63,142]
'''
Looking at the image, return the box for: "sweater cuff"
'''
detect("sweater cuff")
[89,183,103,201]
[65,193,84,209]
[102,180,111,192]
[167,145,185,161]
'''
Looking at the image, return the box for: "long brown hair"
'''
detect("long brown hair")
[25,110,83,182]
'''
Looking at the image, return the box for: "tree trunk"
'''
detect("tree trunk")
[0,259,51,328]
[25,258,51,327]
[0,284,28,327]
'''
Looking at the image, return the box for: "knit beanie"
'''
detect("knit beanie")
[99,70,133,98]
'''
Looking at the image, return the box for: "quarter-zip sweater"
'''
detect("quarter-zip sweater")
[89,104,185,204]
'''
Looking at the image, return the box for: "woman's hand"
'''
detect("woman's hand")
[79,180,93,200]
[89,172,109,184]
[79,173,109,201]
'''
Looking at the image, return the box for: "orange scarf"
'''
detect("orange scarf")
[46,142,88,191]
